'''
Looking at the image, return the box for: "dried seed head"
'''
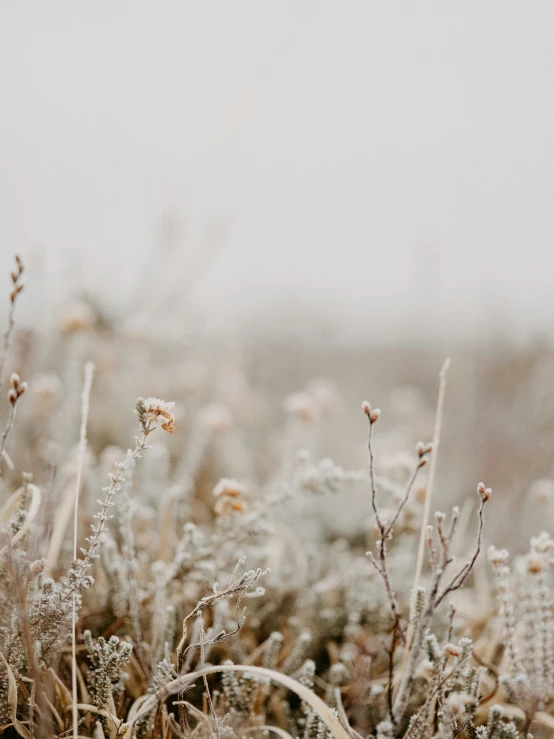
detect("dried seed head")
[477,482,491,501]
[362,401,372,416]
[369,408,381,424]
[7,373,27,404]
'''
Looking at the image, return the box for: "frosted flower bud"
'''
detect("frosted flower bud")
[477,483,491,501]
[488,545,509,566]
[369,408,381,424]
[443,642,461,658]
[362,401,372,415]
[136,397,175,433]
[526,554,545,574]
[416,441,432,458]
[214,497,246,515]
[213,478,246,498]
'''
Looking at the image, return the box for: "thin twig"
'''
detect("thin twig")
[0,373,27,474]
[0,255,24,387]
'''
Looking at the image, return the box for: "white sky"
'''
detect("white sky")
[1,1,553,343]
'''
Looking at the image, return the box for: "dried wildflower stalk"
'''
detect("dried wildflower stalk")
[362,401,490,729]
[63,397,175,600]
[363,401,432,710]
[392,482,490,727]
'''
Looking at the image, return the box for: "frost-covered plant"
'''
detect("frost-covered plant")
[1,253,554,738]
[489,532,554,727]
[84,630,133,712]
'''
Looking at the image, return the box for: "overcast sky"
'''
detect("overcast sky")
[1,1,553,343]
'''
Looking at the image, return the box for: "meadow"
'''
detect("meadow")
[1,255,554,738]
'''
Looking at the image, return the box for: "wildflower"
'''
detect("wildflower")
[136,397,175,433]
[213,478,247,515]
[526,554,545,574]
[488,546,509,566]
[213,478,246,498]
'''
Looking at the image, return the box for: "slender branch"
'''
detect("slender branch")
[364,404,431,648]
[434,493,487,608]
[392,485,489,727]
[0,255,24,387]
[384,461,424,539]
[0,373,27,471]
